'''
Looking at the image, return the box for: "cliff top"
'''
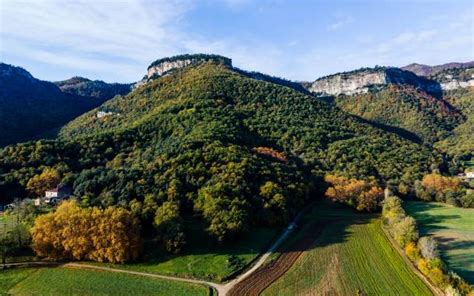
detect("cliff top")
[147,54,232,70]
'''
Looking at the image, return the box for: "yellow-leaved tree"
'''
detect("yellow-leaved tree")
[31,200,142,263]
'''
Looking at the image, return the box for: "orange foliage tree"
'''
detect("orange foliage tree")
[421,173,460,193]
[31,200,142,263]
[324,175,383,211]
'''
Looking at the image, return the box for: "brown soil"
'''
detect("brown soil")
[227,222,321,296]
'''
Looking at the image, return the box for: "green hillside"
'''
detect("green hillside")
[435,88,474,161]
[334,84,463,143]
[0,60,437,245]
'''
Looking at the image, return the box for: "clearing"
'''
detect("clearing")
[2,266,209,296]
[261,202,432,296]
[404,201,474,284]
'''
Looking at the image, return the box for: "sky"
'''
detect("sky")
[0,0,473,83]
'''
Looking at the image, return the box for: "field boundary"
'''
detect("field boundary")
[381,225,444,296]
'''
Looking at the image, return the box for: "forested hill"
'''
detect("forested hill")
[333,84,464,144]
[0,63,107,147]
[55,76,131,101]
[0,59,438,242]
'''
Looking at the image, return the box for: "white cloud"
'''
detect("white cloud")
[0,0,192,81]
[327,16,353,31]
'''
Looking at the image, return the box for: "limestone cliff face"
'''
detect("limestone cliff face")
[310,71,387,95]
[309,67,441,96]
[146,54,232,79]
[133,54,232,89]
[147,59,194,79]
[440,79,474,90]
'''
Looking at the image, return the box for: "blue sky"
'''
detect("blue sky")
[1,0,473,82]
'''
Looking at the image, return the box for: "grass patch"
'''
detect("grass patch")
[0,268,37,295]
[7,267,209,296]
[404,201,474,284]
[263,203,432,296]
[84,223,279,282]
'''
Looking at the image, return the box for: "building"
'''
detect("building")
[466,172,474,179]
[35,185,72,206]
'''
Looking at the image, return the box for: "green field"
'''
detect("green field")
[86,224,279,282]
[263,203,432,296]
[2,267,209,296]
[405,201,474,284]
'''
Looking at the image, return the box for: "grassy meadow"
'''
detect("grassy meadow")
[2,267,209,296]
[404,201,474,284]
[263,202,432,296]
[84,222,279,282]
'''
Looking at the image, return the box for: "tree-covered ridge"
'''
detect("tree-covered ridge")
[147,54,232,70]
[55,76,131,100]
[0,63,106,147]
[0,62,437,244]
[333,84,464,143]
[435,88,474,160]
[429,67,474,83]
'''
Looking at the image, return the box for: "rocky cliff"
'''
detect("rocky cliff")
[402,61,474,76]
[146,54,232,79]
[309,67,441,96]
[428,67,474,91]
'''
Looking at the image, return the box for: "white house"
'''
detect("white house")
[466,171,474,179]
[35,185,72,206]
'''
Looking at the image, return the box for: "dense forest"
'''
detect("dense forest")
[0,63,114,147]
[334,84,464,143]
[0,61,438,247]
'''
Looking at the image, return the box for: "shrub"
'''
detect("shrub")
[392,216,419,247]
[404,242,421,261]
[418,236,439,260]
[428,267,446,287]
[417,258,430,275]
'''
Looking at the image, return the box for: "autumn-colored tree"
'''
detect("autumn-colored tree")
[404,242,421,261]
[26,167,60,197]
[324,175,383,211]
[421,174,460,193]
[31,200,142,263]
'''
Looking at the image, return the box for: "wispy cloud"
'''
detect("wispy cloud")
[0,0,192,81]
[327,15,354,31]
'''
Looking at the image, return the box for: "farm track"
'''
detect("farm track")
[228,221,322,296]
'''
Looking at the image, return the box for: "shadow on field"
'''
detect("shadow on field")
[274,199,376,254]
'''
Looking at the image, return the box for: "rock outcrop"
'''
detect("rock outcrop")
[146,54,232,79]
[402,61,474,77]
[308,67,441,96]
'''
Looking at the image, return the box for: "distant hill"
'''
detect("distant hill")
[55,77,131,101]
[402,61,474,77]
[0,63,107,147]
